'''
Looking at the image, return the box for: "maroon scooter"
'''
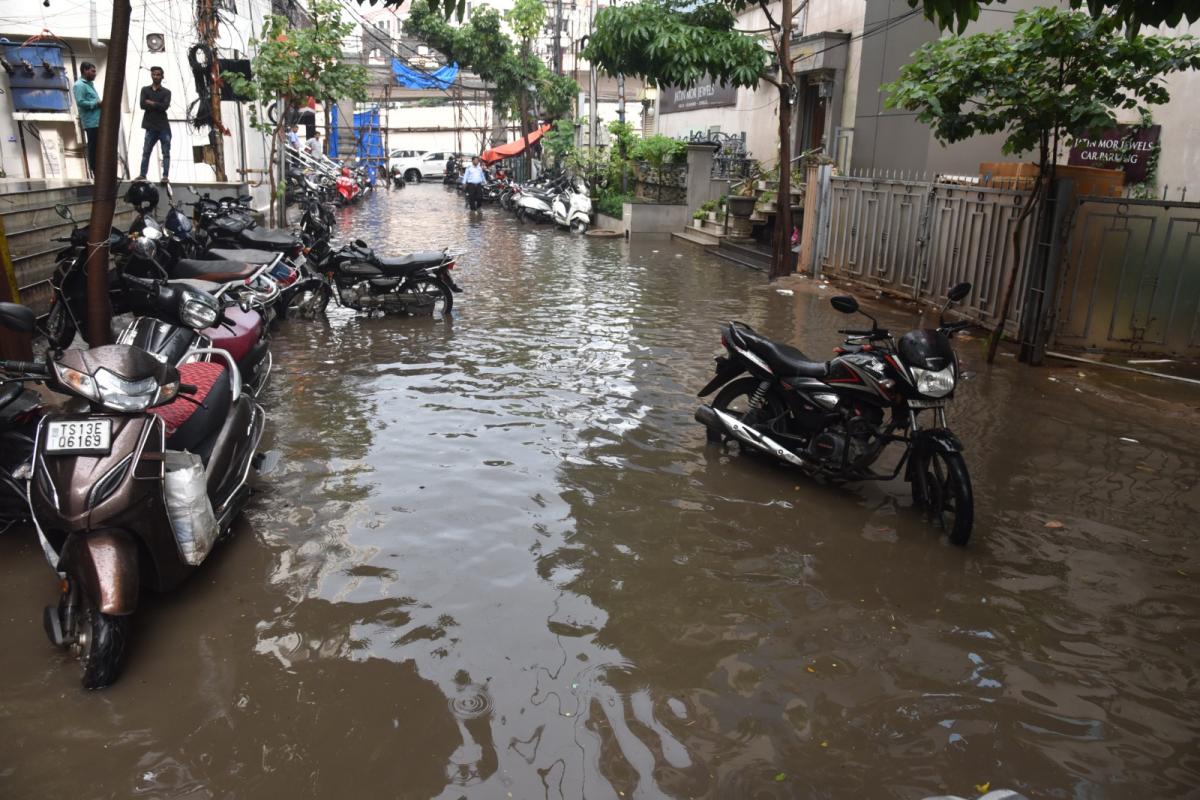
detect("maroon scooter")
[24,338,264,689]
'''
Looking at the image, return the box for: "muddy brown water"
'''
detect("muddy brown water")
[2,185,1198,799]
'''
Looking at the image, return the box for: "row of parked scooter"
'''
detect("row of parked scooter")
[459,171,594,233]
[283,143,378,207]
[0,180,462,689]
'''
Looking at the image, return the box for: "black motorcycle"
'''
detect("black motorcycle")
[0,303,45,528]
[298,192,460,318]
[695,282,976,545]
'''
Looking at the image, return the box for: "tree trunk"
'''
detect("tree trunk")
[84,0,132,346]
[489,97,507,146]
[770,0,794,281]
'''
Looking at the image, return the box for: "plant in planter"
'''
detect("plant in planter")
[692,208,707,228]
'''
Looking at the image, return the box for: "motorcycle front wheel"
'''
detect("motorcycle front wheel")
[710,377,787,445]
[911,450,974,546]
[67,574,129,690]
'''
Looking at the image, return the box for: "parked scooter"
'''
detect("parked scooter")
[24,338,264,689]
[551,178,593,233]
[694,283,977,545]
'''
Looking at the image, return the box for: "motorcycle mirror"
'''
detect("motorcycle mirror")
[947,282,971,302]
[0,301,36,333]
[54,203,74,222]
[830,295,859,315]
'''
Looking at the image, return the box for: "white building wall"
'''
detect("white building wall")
[0,0,282,207]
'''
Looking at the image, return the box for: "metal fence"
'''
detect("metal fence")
[1054,196,1200,356]
[820,175,1035,333]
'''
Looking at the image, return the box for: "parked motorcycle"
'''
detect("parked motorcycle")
[297,191,460,318]
[694,282,976,545]
[25,338,264,688]
[0,303,45,528]
[551,178,593,233]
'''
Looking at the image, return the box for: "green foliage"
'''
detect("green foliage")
[630,135,685,168]
[405,0,577,123]
[222,0,368,135]
[884,8,1200,167]
[607,120,636,158]
[909,0,1200,35]
[700,199,717,212]
[583,0,769,89]
[538,73,578,120]
[542,118,577,168]
[505,0,546,43]
[693,209,707,219]
[596,192,631,218]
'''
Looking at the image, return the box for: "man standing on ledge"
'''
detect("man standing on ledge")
[463,156,486,211]
[137,66,172,183]
[72,62,101,175]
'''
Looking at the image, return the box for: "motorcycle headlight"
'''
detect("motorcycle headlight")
[178,289,220,329]
[93,368,160,412]
[910,365,956,398]
[131,235,157,259]
[52,362,100,402]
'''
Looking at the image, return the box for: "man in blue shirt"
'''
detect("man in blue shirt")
[72,62,102,174]
[463,156,486,210]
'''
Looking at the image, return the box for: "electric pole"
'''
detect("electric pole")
[197,0,228,182]
[554,0,564,75]
[587,0,597,150]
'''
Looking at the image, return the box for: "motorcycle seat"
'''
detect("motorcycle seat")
[202,305,262,364]
[376,251,444,270]
[153,361,231,455]
[738,329,828,379]
[205,248,279,264]
[173,259,258,282]
[239,227,297,249]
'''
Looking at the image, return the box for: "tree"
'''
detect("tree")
[357,0,1200,33]
[585,0,798,280]
[885,7,1200,362]
[404,0,577,149]
[223,0,368,225]
[506,0,546,170]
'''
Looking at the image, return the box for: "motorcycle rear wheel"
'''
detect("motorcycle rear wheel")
[911,450,974,546]
[405,277,453,319]
[710,377,787,445]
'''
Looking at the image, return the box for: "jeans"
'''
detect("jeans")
[139,128,171,178]
[83,128,98,174]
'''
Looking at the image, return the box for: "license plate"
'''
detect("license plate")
[46,419,112,455]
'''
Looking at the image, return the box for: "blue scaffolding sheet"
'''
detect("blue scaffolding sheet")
[391,58,458,90]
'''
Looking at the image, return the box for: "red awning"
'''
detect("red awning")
[480,124,552,164]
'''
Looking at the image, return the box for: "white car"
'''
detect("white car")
[387,149,425,175]
[391,151,461,182]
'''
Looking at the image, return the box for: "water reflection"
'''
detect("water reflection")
[0,185,1197,798]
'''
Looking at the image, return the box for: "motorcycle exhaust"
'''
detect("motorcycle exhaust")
[696,404,808,468]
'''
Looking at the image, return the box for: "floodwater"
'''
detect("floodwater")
[2,184,1198,800]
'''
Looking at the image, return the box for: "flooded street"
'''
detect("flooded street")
[2,184,1198,799]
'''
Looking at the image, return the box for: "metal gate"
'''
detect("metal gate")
[1055,197,1200,356]
[821,175,1035,333]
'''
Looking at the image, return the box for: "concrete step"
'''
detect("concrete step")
[717,238,772,271]
[2,195,97,233]
[672,228,722,248]
[699,217,727,235]
[0,181,93,211]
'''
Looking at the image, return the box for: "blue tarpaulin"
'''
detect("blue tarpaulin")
[391,58,458,90]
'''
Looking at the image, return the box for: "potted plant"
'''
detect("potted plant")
[727,181,756,218]
[692,209,706,228]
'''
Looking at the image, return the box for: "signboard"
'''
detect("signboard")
[659,79,738,115]
[1068,124,1161,184]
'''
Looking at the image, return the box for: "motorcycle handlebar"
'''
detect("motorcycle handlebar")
[1,359,48,375]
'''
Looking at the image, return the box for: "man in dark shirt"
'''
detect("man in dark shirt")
[137,66,172,183]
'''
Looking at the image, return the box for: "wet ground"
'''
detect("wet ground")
[2,184,1199,799]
